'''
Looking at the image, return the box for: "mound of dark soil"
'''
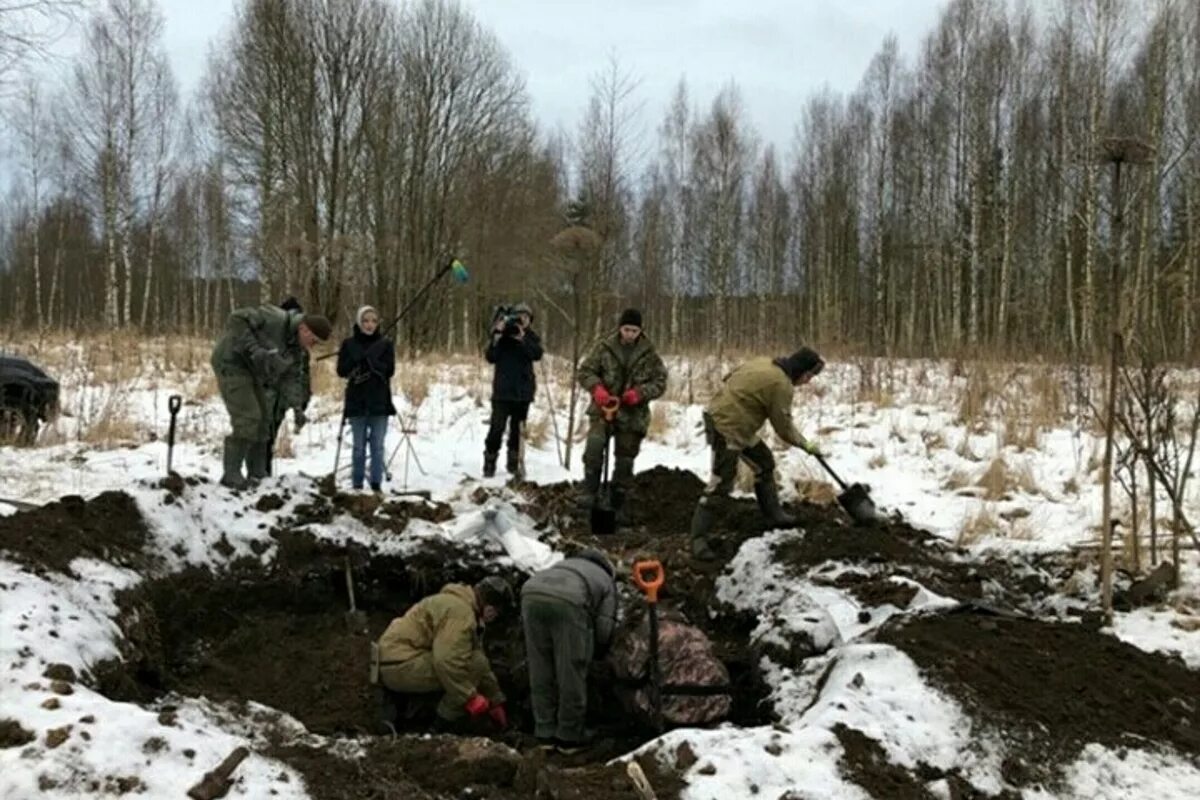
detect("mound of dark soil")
[273,739,685,800]
[0,491,152,575]
[877,609,1200,778]
[834,724,1018,800]
[774,524,1056,610]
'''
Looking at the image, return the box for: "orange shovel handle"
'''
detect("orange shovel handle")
[632,559,664,603]
[602,397,620,423]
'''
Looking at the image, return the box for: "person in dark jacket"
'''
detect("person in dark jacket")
[336,306,397,492]
[484,302,543,478]
[521,548,618,752]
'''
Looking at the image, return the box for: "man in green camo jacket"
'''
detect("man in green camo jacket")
[210,303,331,488]
[575,308,668,517]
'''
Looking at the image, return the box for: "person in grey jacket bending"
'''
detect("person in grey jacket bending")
[520,549,618,751]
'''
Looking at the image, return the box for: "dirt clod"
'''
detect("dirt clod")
[50,680,73,695]
[40,698,60,710]
[45,726,71,748]
[0,719,35,748]
[256,494,286,512]
[43,663,77,682]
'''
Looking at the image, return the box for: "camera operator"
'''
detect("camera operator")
[483,302,543,478]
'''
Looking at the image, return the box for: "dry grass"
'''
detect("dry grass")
[868,452,888,469]
[956,505,1002,546]
[956,364,996,428]
[975,456,1040,500]
[794,478,838,505]
[78,413,140,447]
[942,468,974,491]
[524,414,551,449]
[274,427,295,459]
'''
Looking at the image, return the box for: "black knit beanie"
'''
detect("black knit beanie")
[618,308,643,328]
[774,347,825,381]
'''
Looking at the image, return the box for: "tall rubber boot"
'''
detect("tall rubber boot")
[576,467,601,509]
[506,448,522,478]
[483,450,498,478]
[220,436,250,489]
[612,457,635,524]
[245,439,270,482]
[690,500,719,560]
[754,480,797,527]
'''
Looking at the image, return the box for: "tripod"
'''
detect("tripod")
[384,410,426,491]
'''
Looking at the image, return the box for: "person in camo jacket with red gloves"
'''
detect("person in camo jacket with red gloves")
[575,308,669,519]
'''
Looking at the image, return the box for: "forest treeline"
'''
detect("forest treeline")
[0,0,1197,361]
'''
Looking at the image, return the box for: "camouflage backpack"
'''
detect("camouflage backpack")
[608,606,732,726]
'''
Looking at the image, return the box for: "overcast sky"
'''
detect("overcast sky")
[33,0,950,158]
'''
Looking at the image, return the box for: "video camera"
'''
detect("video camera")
[491,305,523,337]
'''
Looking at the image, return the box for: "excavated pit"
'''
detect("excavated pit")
[15,470,1198,799]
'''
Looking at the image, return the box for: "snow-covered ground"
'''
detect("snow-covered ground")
[2,343,1199,798]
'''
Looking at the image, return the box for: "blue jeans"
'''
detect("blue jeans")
[349,415,389,488]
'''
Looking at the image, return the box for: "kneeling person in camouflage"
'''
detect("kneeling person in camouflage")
[575,309,668,517]
[690,348,825,560]
[376,577,513,732]
[210,304,331,488]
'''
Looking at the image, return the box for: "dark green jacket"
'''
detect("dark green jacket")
[577,332,668,434]
[210,304,311,417]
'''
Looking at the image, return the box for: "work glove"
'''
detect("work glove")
[591,385,612,408]
[464,693,490,718]
[488,703,508,730]
[621,388,641,407]
[799,439,823,457]
[251,348,291,381]
[293,409,308,434]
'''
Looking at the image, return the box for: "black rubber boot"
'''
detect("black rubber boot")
[220,437,250,489]
[506,449,522,478]
[576,467,601,508]
[689,501,719,560]
[483,450,498,478]
[245,440,270,482]
[754,481,797,527]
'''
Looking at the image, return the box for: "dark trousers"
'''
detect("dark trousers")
[485,399,530,454]
[522,595,593,743]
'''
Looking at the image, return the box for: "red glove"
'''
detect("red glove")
[621,388,641,406]
[591,385,612,407]
[464,694,490,717]
[488,703,508,729]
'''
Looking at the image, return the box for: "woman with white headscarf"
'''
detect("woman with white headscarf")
[336,305,396,491]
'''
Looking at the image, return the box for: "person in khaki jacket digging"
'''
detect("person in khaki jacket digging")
[690,347,826,561]
[376,577,513,731]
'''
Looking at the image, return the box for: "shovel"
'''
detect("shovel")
[343,558,368,633]
[166,394,182,476]
[589,399,621,536]
[812,452,880,525]
[632,559,665,733]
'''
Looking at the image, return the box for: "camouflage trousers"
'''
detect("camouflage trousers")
[379,651,504,721]
[522,595,594,743]
[582,419,643,488]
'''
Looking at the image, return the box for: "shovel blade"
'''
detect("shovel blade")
[837,483,880,525]
[590,491,618,535]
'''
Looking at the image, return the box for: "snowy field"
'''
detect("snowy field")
[2,338,1199,799]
